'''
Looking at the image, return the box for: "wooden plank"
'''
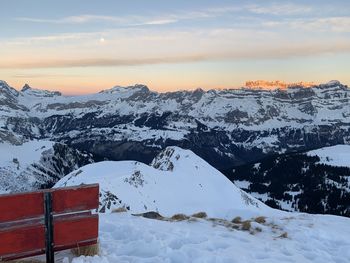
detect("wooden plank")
[0,184,99,261]
[54,213,99,249]
[0,191,44,223]
[0,223,45,259]
[52,184,99,214]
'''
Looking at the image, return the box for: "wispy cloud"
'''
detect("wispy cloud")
[2,39,350,69]
[16,15,125,24]
[4,3,349,70]
[16,14,179,27]
[263,16,350,33]
[0,55,207,69]
[291,17,350,32]
[12,73,81,78]
[14,2,314,30]
[246,3,312,15]
[13,4,276,27]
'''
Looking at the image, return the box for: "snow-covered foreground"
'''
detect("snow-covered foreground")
[69,212,350,263]
[54,146,350,262]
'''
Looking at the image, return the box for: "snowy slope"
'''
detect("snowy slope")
[67,212,350,263]
[0,140,53,193]
[307,145,350,167]
[55,147,276,218]
[0,140,94,193]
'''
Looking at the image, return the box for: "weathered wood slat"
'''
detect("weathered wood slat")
[52,184,99,214]
[54,213,99,248]
[0,191,44,223]
[0,223,45,259]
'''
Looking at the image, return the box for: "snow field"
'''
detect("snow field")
[68,212,350,263]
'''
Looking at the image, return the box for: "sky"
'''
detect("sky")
[0,0,350,94]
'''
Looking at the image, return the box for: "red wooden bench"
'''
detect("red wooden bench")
[0,184,99,262]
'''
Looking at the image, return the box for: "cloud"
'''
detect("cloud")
[2,39,350,69]
[14,2,315,30]
[12,73,81,78]
[132,19,178,26]
[291,17,350,32]
[16,15,125,24]
[262,16,350,33]
[13,5,245,27]
[15,14,180,27]
[246,3,312,16]
[0,56,207,69]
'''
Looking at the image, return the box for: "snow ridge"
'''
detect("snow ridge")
[55,146,275,218]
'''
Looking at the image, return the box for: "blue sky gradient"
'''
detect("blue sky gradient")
[0,0,349,94]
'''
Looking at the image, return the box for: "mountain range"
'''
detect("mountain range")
[0,79,349,216]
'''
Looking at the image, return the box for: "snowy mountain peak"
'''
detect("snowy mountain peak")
[21,83,31,92]
[0,80,19,97]
[151,146,182,171]
[325,80,341,86]
[20,84,62,97]
[0,80,9,86]
[150,146,214,175]
[245,80,316,90]
[99,84,150,95]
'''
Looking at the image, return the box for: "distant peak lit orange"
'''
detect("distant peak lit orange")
[245,80,317,90]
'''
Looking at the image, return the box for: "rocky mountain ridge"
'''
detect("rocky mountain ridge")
[0,80,349,169]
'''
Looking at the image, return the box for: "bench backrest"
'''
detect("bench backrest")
[0,184,99,261]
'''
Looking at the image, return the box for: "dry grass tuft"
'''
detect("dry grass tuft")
[171,213,190,221]
[254,216,266,224]
[278,232,288,239]
[191,212,207,219]
[231,216,242,224]
[112,207,128,213]
[71,243,100,257]
[241,220,251,231]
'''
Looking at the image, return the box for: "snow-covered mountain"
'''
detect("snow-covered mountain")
[227,145,350,217]
[0,140,94,193]
[1,79,350,216]
[54,147,275,218]
[1,80,349,169]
